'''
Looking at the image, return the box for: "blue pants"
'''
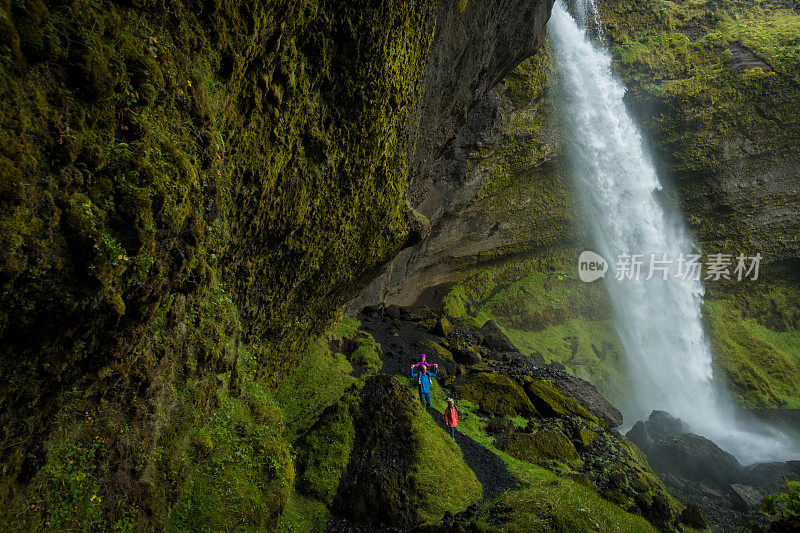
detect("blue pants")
[419,391,431,409]
[449,426,455,439]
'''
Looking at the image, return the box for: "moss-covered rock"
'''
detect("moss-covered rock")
[524,379,599,425]
[295,391,358,506]
[331,374,419,527]
[452,371,537,417]
[704,284,800,408]
[501,429,580,467]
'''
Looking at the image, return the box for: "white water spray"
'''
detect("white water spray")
[548,0,798,463]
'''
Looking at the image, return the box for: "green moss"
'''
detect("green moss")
[580,429,597,448]
[443,256,630,404]
[409,404,482,522]
[426,340,454,361]
[441,399,660,532]
[600,0,800,265]
[350,334,382,376]
[296,395,357,505]
[508,319,629,405]
[1,0,439,524]
[275,491,328,533]
[276,326,358,442]
[704,288,800,408]
[166,385,293,532]
[502,429,581,467]
[452,371,536,417]
[524,379,599,424]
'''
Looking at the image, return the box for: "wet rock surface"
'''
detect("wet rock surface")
[627,410,800,532]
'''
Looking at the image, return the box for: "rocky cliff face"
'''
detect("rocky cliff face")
[0,0,553,527]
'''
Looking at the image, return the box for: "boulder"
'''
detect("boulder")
[332,375,419,527]
[529,367,623,428]
[426,340,454,362]
[739,460,800,490]
[644,410,691,441]
[523,379,599,424]
[500,351,530,367]
[648,433,742,489]
[480,320,518,352]
[679,502,709,529]
[729,483,765,511]
[434,316,452,337]
[385,305,402,319]
[528,350,547,366]
[486,417,516,438]
[626,411,692,454]
[500,429,580,465]
[452,344,482,365]
[452,372,536,417]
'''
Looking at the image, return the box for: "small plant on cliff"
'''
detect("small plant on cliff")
[762,475,800,522]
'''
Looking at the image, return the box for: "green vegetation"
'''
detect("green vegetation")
[0,0,438,525]
[275,491,328,533]
[704,284,800,408]
[762,475,800,523]
[295,398,357,506]
[452,371,537,417]
[502,429,581,466]
[166,384,293,532]
[277,318,360,441]
[486,463,657,532]
[276,316,383,519]
[524,379,598,423]
[444,256,630,404]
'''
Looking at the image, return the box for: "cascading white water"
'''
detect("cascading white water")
[548,0,798,463]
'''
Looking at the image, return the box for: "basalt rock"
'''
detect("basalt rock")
[451,371,537,418]
[527,366,623,428]
[629,428,742,489]
[479,320,519,353]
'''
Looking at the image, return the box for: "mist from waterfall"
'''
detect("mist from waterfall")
[547,0,799,464]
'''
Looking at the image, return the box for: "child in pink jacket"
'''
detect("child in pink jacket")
[444,397,458,439]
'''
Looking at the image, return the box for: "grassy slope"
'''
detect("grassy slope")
[704,284,800,408]
[409,400,483,523]
[443,256,630,407]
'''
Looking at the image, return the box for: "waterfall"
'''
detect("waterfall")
[547,0,797,463]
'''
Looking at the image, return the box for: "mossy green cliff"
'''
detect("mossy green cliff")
[0,0,555,527]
